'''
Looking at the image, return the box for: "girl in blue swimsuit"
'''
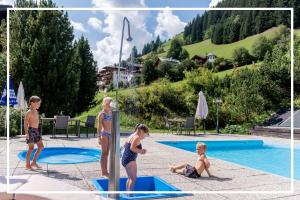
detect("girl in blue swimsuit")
[97,96,113,177]
[121,124,149,192]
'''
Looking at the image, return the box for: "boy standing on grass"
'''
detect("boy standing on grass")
[24,96,44,170]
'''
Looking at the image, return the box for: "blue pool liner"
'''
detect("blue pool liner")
[18,147,101,164]
[92,176,189,199]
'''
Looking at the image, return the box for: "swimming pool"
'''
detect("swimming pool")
[158,140,300,180]
[18,147,101,164]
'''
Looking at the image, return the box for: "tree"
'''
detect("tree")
[142,59,158,85]
[251,36,272,61]
[132,46,138,60]
[130,74,142,87]
[224,69,265,123]
[259,38,291,109]
[157,61,172,78]
[72,36,97,114]
[142,43,151,55]
[178,59,196,71]
[203,25,213,40]
[232,47,253,67]
[154,35,162,51]
[179,49,189,61]
[0,20,6,93]
[10,0,80,116]
[182,1,294,45]
[167,38,182,60]
[214,57,234,72]
[212,23,223,44]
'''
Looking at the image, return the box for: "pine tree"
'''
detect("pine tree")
[72,36,97,114]
[10,0,80,116]
[182,0,295,45]
[155,35,162,50]
[130,46,138,61]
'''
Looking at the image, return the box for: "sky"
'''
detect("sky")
[0,0,223,69]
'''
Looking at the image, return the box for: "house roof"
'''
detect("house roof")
[207,53,216,56]
[191,55,207,60]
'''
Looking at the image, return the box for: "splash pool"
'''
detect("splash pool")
[18,147,101,164]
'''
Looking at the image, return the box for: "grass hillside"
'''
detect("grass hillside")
[79,27,291,125]
[157,27,280,59]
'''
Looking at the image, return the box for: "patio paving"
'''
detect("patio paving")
[2,133,300,199]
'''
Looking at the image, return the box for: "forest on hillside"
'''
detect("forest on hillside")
[183,0,298,45]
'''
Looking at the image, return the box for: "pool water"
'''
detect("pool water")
[92,176,188,199]
[18,147,101,164]
[158,140,300,180]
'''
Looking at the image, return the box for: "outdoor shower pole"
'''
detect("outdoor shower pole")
[116,17,132,110]
[108,111,120,199]
[109,16,132,198]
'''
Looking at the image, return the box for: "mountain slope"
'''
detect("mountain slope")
[157,26,281,59]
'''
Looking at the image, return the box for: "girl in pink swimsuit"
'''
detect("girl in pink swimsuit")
[97,96,113,177]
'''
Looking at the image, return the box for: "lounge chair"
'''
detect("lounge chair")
[183,117,196,135]
[80,115,96,138]
[52,116,70,138]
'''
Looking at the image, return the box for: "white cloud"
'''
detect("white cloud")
[0,0,14,5]
[91,0,153,69]
[88,17,102,32]
[91,0,145,8]
[154,10,186,41]
[70,20,87,33]
[209,0,223,7]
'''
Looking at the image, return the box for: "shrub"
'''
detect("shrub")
[0,107,23,137]
[221,124,251,134]
[222,68,265,124]
[251,36,272,61]
[214,57,234,72]
[232,47,254,67]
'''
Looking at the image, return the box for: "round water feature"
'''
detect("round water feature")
[18,147,101,164]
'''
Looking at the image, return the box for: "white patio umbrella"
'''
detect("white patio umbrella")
[14,81,27,135]
[195,91,208,131]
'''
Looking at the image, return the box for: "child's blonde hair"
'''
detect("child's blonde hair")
[102,96,113,108]
[197,142,207,151]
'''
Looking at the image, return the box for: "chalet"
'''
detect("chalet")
[191,55,207,64]
[207,53,217,62]
[191,53,217,64]
[97,63,142,89]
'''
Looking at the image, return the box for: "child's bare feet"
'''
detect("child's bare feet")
[31,163,42,169]
[25,165,33,170]
[102,172,109,177]
[168,163,175,173]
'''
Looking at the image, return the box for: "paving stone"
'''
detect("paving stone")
[5,134,299,196]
